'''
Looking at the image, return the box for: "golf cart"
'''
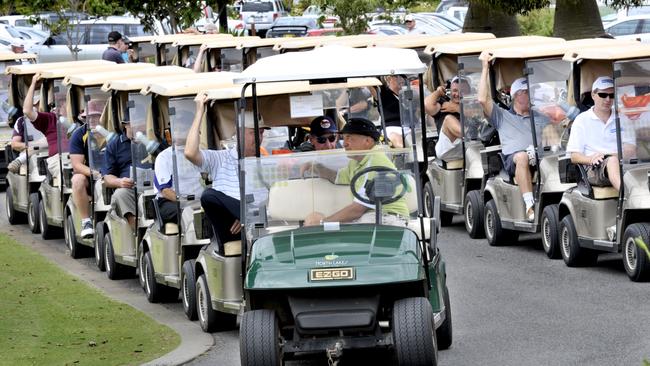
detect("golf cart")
[231,46,451,365]
[423,36,560,236]
[173,36,260,72]
[0,51,37,188]
[151,33,233,66]
[480,39,629,249]
[557,44,650,281]
[134,73,235,303]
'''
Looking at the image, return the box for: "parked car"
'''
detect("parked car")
[28,17,151,63]
[240,0,289,36]
[367,23,409,35]
[0,24,29,46]
[0,15,32,28]
[302,5,339,28]
[14,27,47,47]
[602,5,650,25]
[605,15,650,42]
[435,0,468,13]
[266,16,318,38]
[417,12,464,28]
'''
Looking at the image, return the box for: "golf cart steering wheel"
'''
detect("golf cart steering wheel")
[349,166,408,206]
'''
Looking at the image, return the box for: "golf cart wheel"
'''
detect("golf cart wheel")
[94,223,105,271]
[622,223,650,282]
[182,260,198,320]
[6,188,26,225]
[104,231,135,280]
[484,199,518,246]
[137,242,146,289]
[66,214,83,259]
[196,273,236,333]
[559,215,598,267]
[27,192,40,233]
[39,197,57,240]
[143,251,178,303]
[464,190,484,238]
[392,297,438,366]
[240,309,282,366]
[436,287,453,350]
[424,181,435,218]
[541,204,561,259]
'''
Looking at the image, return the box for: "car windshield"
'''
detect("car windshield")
[242,2,274,12]
[274,17,313,26]
[614,59,650,163]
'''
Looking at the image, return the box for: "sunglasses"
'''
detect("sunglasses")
[596,92,615,99]
[316,135,337,144]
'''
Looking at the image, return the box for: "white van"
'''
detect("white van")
[241,0,288,36]
[28,16,151,63]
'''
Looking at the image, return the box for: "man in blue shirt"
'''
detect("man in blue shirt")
[102,119,135,229]
[102,31,128,64]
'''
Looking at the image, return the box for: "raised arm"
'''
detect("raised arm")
[424,86,445,117]
[193,44,208,73]
[23,74,40,121]
[478,52,493,118]
[185,95,207,167]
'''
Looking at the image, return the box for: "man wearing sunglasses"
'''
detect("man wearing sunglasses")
[296,116,341,152]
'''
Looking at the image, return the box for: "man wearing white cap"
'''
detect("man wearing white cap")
[185,95,267,253]
[479,53,551,221]
[404,14,424,34]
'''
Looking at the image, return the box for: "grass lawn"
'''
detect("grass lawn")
[0,233,180,365]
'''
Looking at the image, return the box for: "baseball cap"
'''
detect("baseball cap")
[340,117,380,141]
[243,110,269,129]
[80,99,103,118]
[510,77,528,97]
[404,14,414,22]
[309,116,337,137]
[592,76,614,91]
[108,31,123,43]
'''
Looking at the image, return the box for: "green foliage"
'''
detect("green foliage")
[604,0,645,9]
[470,0,551,15]
[313,0,376,34]
[0,234,180,365]
[410,1,441,13]
[517,7,553,36]
[121,0,204,34]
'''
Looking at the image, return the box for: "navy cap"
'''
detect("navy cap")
[108,31,123,43]
[309,116,337,137]
[340,117,380,141]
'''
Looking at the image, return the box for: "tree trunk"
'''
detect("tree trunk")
[463,1,521,37]
[554,0,605,39]
[217,0,229,34]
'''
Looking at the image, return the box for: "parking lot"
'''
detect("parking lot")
[4,189,647,366]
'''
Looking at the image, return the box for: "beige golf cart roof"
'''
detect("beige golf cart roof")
[426,36,563,56]
[5,60,113,75]
[151,33,233,46]
[369,33,495,49]
[272,36,343,52]
[62,63,158,86]
[38,62,154,79]
[314,35,383,48]
[236,37,284,49]
[101,66,195,91]
[0,51,37,61]
[128,35,158,43]
[142,71,237,96]
[489,38,639,60]
[175,36,260,47]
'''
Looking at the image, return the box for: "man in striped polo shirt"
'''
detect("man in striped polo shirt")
[185,95,265,251]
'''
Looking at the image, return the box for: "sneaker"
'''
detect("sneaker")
[606,224,616,241]
[526,207,535,222]
[80,220,94,239]
[7,158,21,173]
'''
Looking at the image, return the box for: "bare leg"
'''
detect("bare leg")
[441,114,462,141]
[389,132,404,148]
[514,151,533,195]
[71,174,90,220]
[607,157,621,191]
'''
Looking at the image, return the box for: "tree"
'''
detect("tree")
[312,0,376,34]
[463,0,549,37]
[17,0,122,60]
[120,0,204,34]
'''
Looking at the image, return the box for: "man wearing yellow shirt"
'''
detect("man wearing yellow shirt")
[304,118,409,225]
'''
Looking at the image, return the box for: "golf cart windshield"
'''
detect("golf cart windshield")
[458,55,489,141]
[527,58,574,156]
[85,87,111,183]
[615,58,650,163]
[221,48,243,72]
[168,97,205,200]
[242,147,419,239]
[136,42,156,64]
[128,93,155,191]
[0,62,14,125]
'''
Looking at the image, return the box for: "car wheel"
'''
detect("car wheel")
[559,215,597,267]
[104,231,135,280]
[622,223,650,282]
[541,204,561,259]
[39,197,56,240]
[423,181,435,218]
[6,188,26,225]
[66,214,83,259]
[95,222,105,271]
[182,260,197,320]
[137,242,146,289]
[484,199,518,246]
[144,251,163,303]
[240,309,282,366]
[28,192,40,233]
[464,190,484,238]
[197,274,236,333]
[393,297,438,366]
[436,287,453,350]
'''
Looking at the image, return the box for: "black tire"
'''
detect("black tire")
[104,231,135,280]
[484,199,519,246]
[464,190,484,238]
[137,242,146,289]
[66,214,83,259]
[393,297,438,366]
[196,274,236,333]
[95,223,105,271]
[28,192,40,233]
[559,215,598,267]
[622,223,650,282]
[39,198,57,240]
[423,181,435,218]
[240,309,282,366]
[6,188,26,225]
[143,251,178,303]
[436,287,453,350]
[541,204,561,259]
[182,260,198,320]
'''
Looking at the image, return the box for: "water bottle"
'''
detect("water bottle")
[93,125,117,144]
[558,102,580,122]
[135,131,160,155]
[59,116,78,135]
[1,100,18,118]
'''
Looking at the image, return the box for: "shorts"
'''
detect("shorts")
[111,187,136,218]
[503,151,534,177]
[385,126,412,137]
[585,156,613,187]
[435,132,463,162]
[47,154,60,179]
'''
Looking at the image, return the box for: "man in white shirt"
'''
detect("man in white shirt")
[185,95,266,250]
[404,14,425,34]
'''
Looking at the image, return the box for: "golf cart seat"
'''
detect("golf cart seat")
[570,162,619,200]
[223,240,242,256]
[442,159,463,170]
[164,223,179,235]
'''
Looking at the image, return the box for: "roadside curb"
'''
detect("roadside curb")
[3,225,214,366]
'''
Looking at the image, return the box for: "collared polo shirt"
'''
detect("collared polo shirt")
[201,148,241,200]
[335,146,410,217]
[69,124,89,163]
[490,101,549,155]
[567,107,635,156]
[28,112,58,157]
[154,146,205,199]
[102,134,131,178]
[102,46,124,63]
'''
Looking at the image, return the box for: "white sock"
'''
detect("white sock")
[523,192,534,209]
[81,218,91,225]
